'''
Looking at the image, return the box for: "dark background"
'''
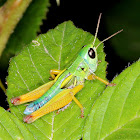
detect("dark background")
[0,0,139,109]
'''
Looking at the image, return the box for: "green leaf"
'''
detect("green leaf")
[0,107,35,140]
[0,0,50,69]
[6,21,107,139]
[83,59,140,139]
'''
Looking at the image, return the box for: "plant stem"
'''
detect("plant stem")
[0,79,6,93]
[0,0,32,57]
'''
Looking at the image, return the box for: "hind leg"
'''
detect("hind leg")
[11,80,54,105]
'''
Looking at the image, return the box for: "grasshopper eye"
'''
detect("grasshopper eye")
[88,48,95,59]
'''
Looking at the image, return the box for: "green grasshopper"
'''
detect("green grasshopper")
[11,14,122,123]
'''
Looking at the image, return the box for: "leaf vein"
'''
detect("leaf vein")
[14,60,30,91]
[41,35,58,63]
[0,110,15,140]
[50,30,59,47]
[102,116,140,140]
[12,110,37,140]
[7,112,24,139]
[99,69,134,139]
[50,112,55,140]
[58,23,66,69]
[32,123,50,139]
[117,73,140,127]
[27,47,45,83]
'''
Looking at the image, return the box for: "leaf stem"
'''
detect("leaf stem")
[0,0,32,57]
[0,79,6,93]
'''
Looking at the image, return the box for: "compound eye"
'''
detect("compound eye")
[88,48,95,59]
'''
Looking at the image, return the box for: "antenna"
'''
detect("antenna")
[92,13,102,46]
[95,29,123,49]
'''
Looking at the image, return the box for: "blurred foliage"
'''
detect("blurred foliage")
[0,0,6,6]
[105,0,140,61]
[0,0,50,70]
[0,0,33,57]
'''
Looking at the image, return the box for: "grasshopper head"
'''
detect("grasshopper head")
[78,13,122,73]
[79,44,98,73]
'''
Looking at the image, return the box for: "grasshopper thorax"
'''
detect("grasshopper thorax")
[79,44,98,73]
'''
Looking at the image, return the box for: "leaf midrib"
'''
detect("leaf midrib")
[102,116,140,140]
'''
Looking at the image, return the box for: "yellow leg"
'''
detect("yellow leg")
[54,69,66,82]
[88,74,116,86]
[60,74,73,88]
[11,80,54,105]
[69,85,84,118]
[50,69,62,79]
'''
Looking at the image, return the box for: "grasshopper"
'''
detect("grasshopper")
[11,14,122,123]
